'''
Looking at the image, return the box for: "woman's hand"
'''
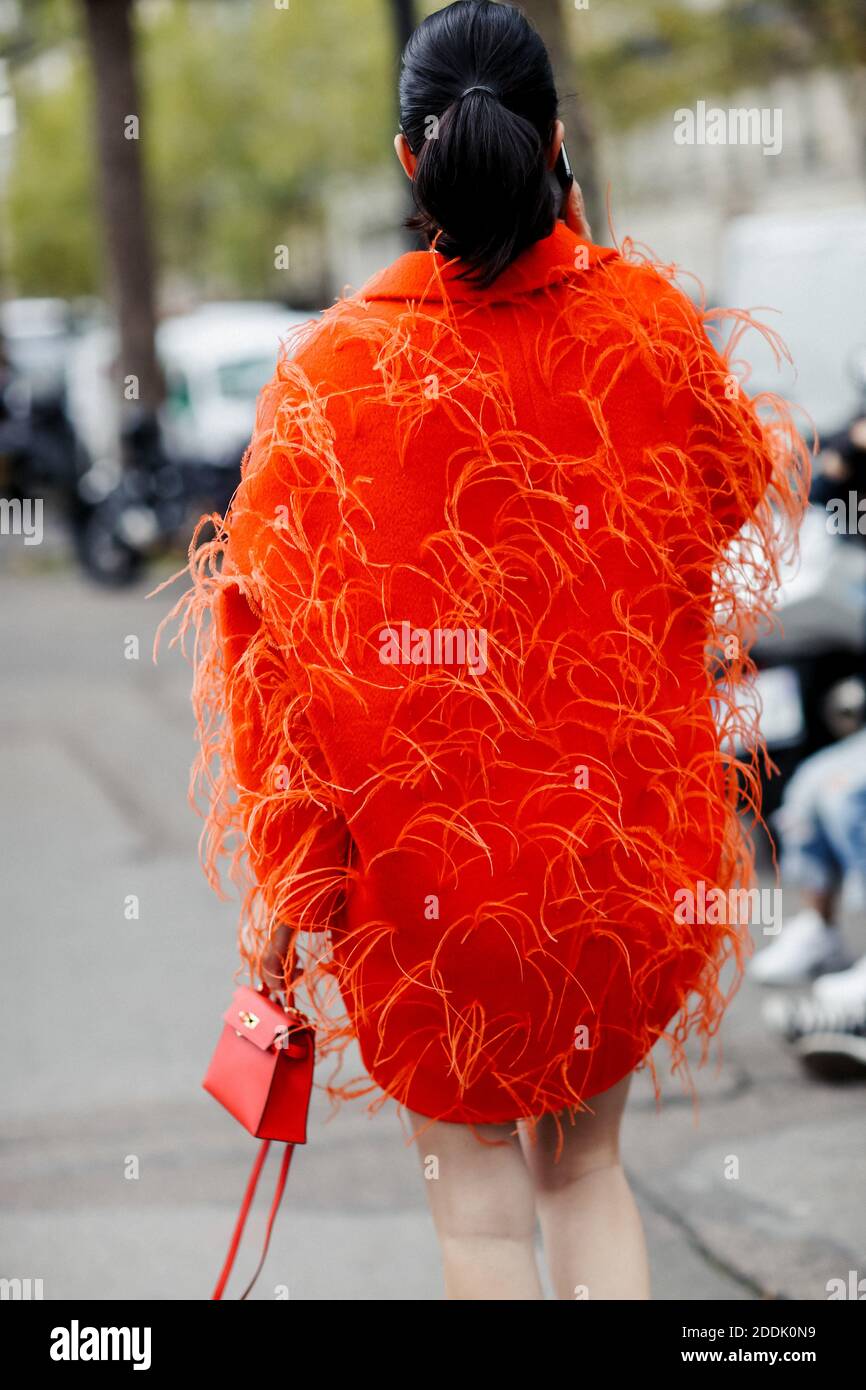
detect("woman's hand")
[564,180,592,242]
[260,922,299,995]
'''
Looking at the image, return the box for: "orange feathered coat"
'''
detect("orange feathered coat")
[170,221,808,1130]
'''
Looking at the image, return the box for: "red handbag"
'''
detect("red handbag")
[203,984,315,1299]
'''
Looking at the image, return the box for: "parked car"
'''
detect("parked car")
[59,300,313,583]
[2,298,314,583]
[65,300,313,474]
[0,297,85,405]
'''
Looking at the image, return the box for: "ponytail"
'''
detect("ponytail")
[399,2,559,288]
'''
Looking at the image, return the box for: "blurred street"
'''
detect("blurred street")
[1,562,863,1302]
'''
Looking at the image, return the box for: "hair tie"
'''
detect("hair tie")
[459,83,497,98]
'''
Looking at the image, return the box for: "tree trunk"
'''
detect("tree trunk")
[80,0,162,413]
[389,0,416,55]
[388,0,420,248]
[521,0,603,238]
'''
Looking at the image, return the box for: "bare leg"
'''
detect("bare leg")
[405,1108,544,1300]
[520,1072,650,1301]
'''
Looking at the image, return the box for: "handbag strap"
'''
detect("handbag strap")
[211,1139,295,1300]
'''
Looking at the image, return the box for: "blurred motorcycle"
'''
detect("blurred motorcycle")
[0,364,87,526]
[729,350,866,812]
[71,412,242,586]
[1,366,241,585]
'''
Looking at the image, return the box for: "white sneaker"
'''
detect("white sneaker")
[762,990,866,1079]
[748,908,850,986]
[813,954,866,1010]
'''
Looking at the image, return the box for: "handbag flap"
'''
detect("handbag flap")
[223,985,304,1053]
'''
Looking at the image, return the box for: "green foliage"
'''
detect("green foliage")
[5,0,862,297]
[6,45,99,295]
[576,0,865,133]
[142,0,394,295]
[6,0,395,299]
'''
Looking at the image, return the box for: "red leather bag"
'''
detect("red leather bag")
[203,984,315,1299]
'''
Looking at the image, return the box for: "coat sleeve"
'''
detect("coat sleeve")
[639,267,811,542]
[214,579,350,941]
[184,337,353,962]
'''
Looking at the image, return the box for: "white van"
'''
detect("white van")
[66,301,312,471]
[721,204,866,436]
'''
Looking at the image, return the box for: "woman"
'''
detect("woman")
[172,1,808,1299]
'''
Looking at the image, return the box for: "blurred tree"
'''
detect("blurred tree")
[521,0,602,236]
[389,0,417,55]
[580,0,866,175]
[780,0,866,173]
[4,65,97,297]
[5,0,866,303]
[1,0,97,294]
[140,0,393,299]
[388,0,420,247]
[5,0,395,302]
[80,0,162,411]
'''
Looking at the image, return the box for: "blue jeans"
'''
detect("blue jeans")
[774,728,866,900]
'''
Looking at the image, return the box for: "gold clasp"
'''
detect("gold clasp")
[239,1009,260,1029]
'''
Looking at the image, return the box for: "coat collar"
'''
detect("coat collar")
[358,221,617,305]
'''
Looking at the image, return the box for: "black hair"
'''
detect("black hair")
[398,1,559,287]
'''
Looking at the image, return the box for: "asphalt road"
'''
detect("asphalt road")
[1,558,864,1301]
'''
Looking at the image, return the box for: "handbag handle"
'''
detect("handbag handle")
[211,1140,295,1301]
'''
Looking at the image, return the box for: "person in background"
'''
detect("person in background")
[752,726,866,1077]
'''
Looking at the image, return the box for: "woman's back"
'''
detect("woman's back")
[173,0,811,1300]
[196,218,803,1123]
